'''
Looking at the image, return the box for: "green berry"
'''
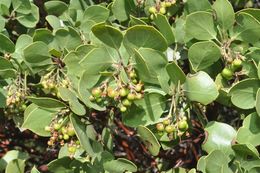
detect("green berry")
[122,99,132,107]
[89,95,95,101]
[127,93,135,101]
[163,119,171,126]
[156,123,164,131]
[135,84,142,92]
[91,88,102,98]
[149,6,156,14]
[119,88,129,97]
[67,127,75,136]
[120,106,127,112]
[165,2,172,7]
[178,121,188,131]
[165,125,175,133]
[108,90,118,98]
[129,71,137,78]
[54,123,61,130]
[61,127,68,134]
[135,93,143,100]
[221,68,233,80]
[159,7,166,14]
[232,59,242,70]
[68,146,76,153]
[63,134,70,140]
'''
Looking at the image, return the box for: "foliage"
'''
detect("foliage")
[1,0,260,172]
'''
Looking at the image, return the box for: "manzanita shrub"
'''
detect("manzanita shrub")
[1,0,260,172]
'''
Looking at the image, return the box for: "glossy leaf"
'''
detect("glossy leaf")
[27,97,67,109]
[103,158,137,173]
[183,71,219,105]
[166,62,186,85]
[188,41,221,71]
[0,33,15,53]
[137,126,161,156]
[185,11,217,40]
[229,79,260,109]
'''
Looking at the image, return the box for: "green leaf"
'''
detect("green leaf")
[183,71,219,105]
[185,11,217,40]
[238,8,260,22]
[92,23,123,50]
[229,79,260,109]
[133,48,168,85]
[44,1,68,16]
[0,33,15,53]
[111,0,136,22]
[70,114,96,157]
[256,89,260,116]
[166,62,186,85]
[123,93,166,127]
[79,47,114,75]
[22,104,58,136]
[0,57,16,78]
[27,97,66,109]
[184,0,211,14]
[212,0,235,30]
[237,112,260,147]
[23,41,51,65]
[232,143,259,159]
[103,158,137,173]
[0,150,29,171]
[46,15,62,30]
[204,150,232,173]
[55,27,82,51]
[231,12,260,44]
[153,14,175,45]
[188,41,221,71]
[137,126,161,156]
[47,157,74,173]
[5,159,25,173]
[58,87,86,116]
[16,4,39,28]
[12,0,31,14]
[31,166,40,173]
[202,121,236,158]
[123,25,168,53]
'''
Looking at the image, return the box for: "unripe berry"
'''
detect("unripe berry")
[127,93,135,101]
[120,106,127,112]
[156,123,164,131]
[165,125,175,133]
[119,88,129,97]
[232,59,242,71]
[68,146,76,153]
[67,126,75,136]
[221,68,233,80]
[91,88,102,98]
[61,127,68,134]
[135,84,142,92]
[53,123,61,130]
[159,7,166,14]
[163,119,171,125]
[178,120,188,131]
[108,90,118,98]
[63,134,70,140]
[122,99,132,107]
[149,6,156,14]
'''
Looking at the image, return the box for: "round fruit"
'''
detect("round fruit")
[165,125,175,133]
[149,6,156,14]
[108,90,118,98]
[178,120,188,131]
[119,88,129,97]
[61,127,68,134]
[159,7,166,14]
[63,134,70,140]
[127,93,135,101]
[161,2,166,7]
[67,127,75,136]
[45,126,51,132]
[135,93,143,100]
[163,119,171,125]
[96,98,102,103]
[129,71,136,78]
[53,123,61,130]
[135,84,142,92]
[120,106,127,112]
[89,95,95,101]
[68,146,76,153]
[122,99,131,107]
[156,123,164,131]
[165,2,172,7]
[221,68,233,80]
[21,104,27,111]
[232,59,242,69]
[91,88,102,98]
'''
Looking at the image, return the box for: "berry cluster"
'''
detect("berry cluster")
[89,70,144,112]
[41,73,71,96]
[156,116,188,139]
[221,59,243,80]
[45,109,79,157]
[4,85,28,117]
[149,0,176,17]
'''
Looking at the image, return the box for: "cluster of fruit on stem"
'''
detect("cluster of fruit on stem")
[45,109,79,157]
[41,72,71,96]
[148,0,176,18]
[89,69,144,113]
[4,83,28,117]
[156,116,188,139]
[221,58,243,80]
